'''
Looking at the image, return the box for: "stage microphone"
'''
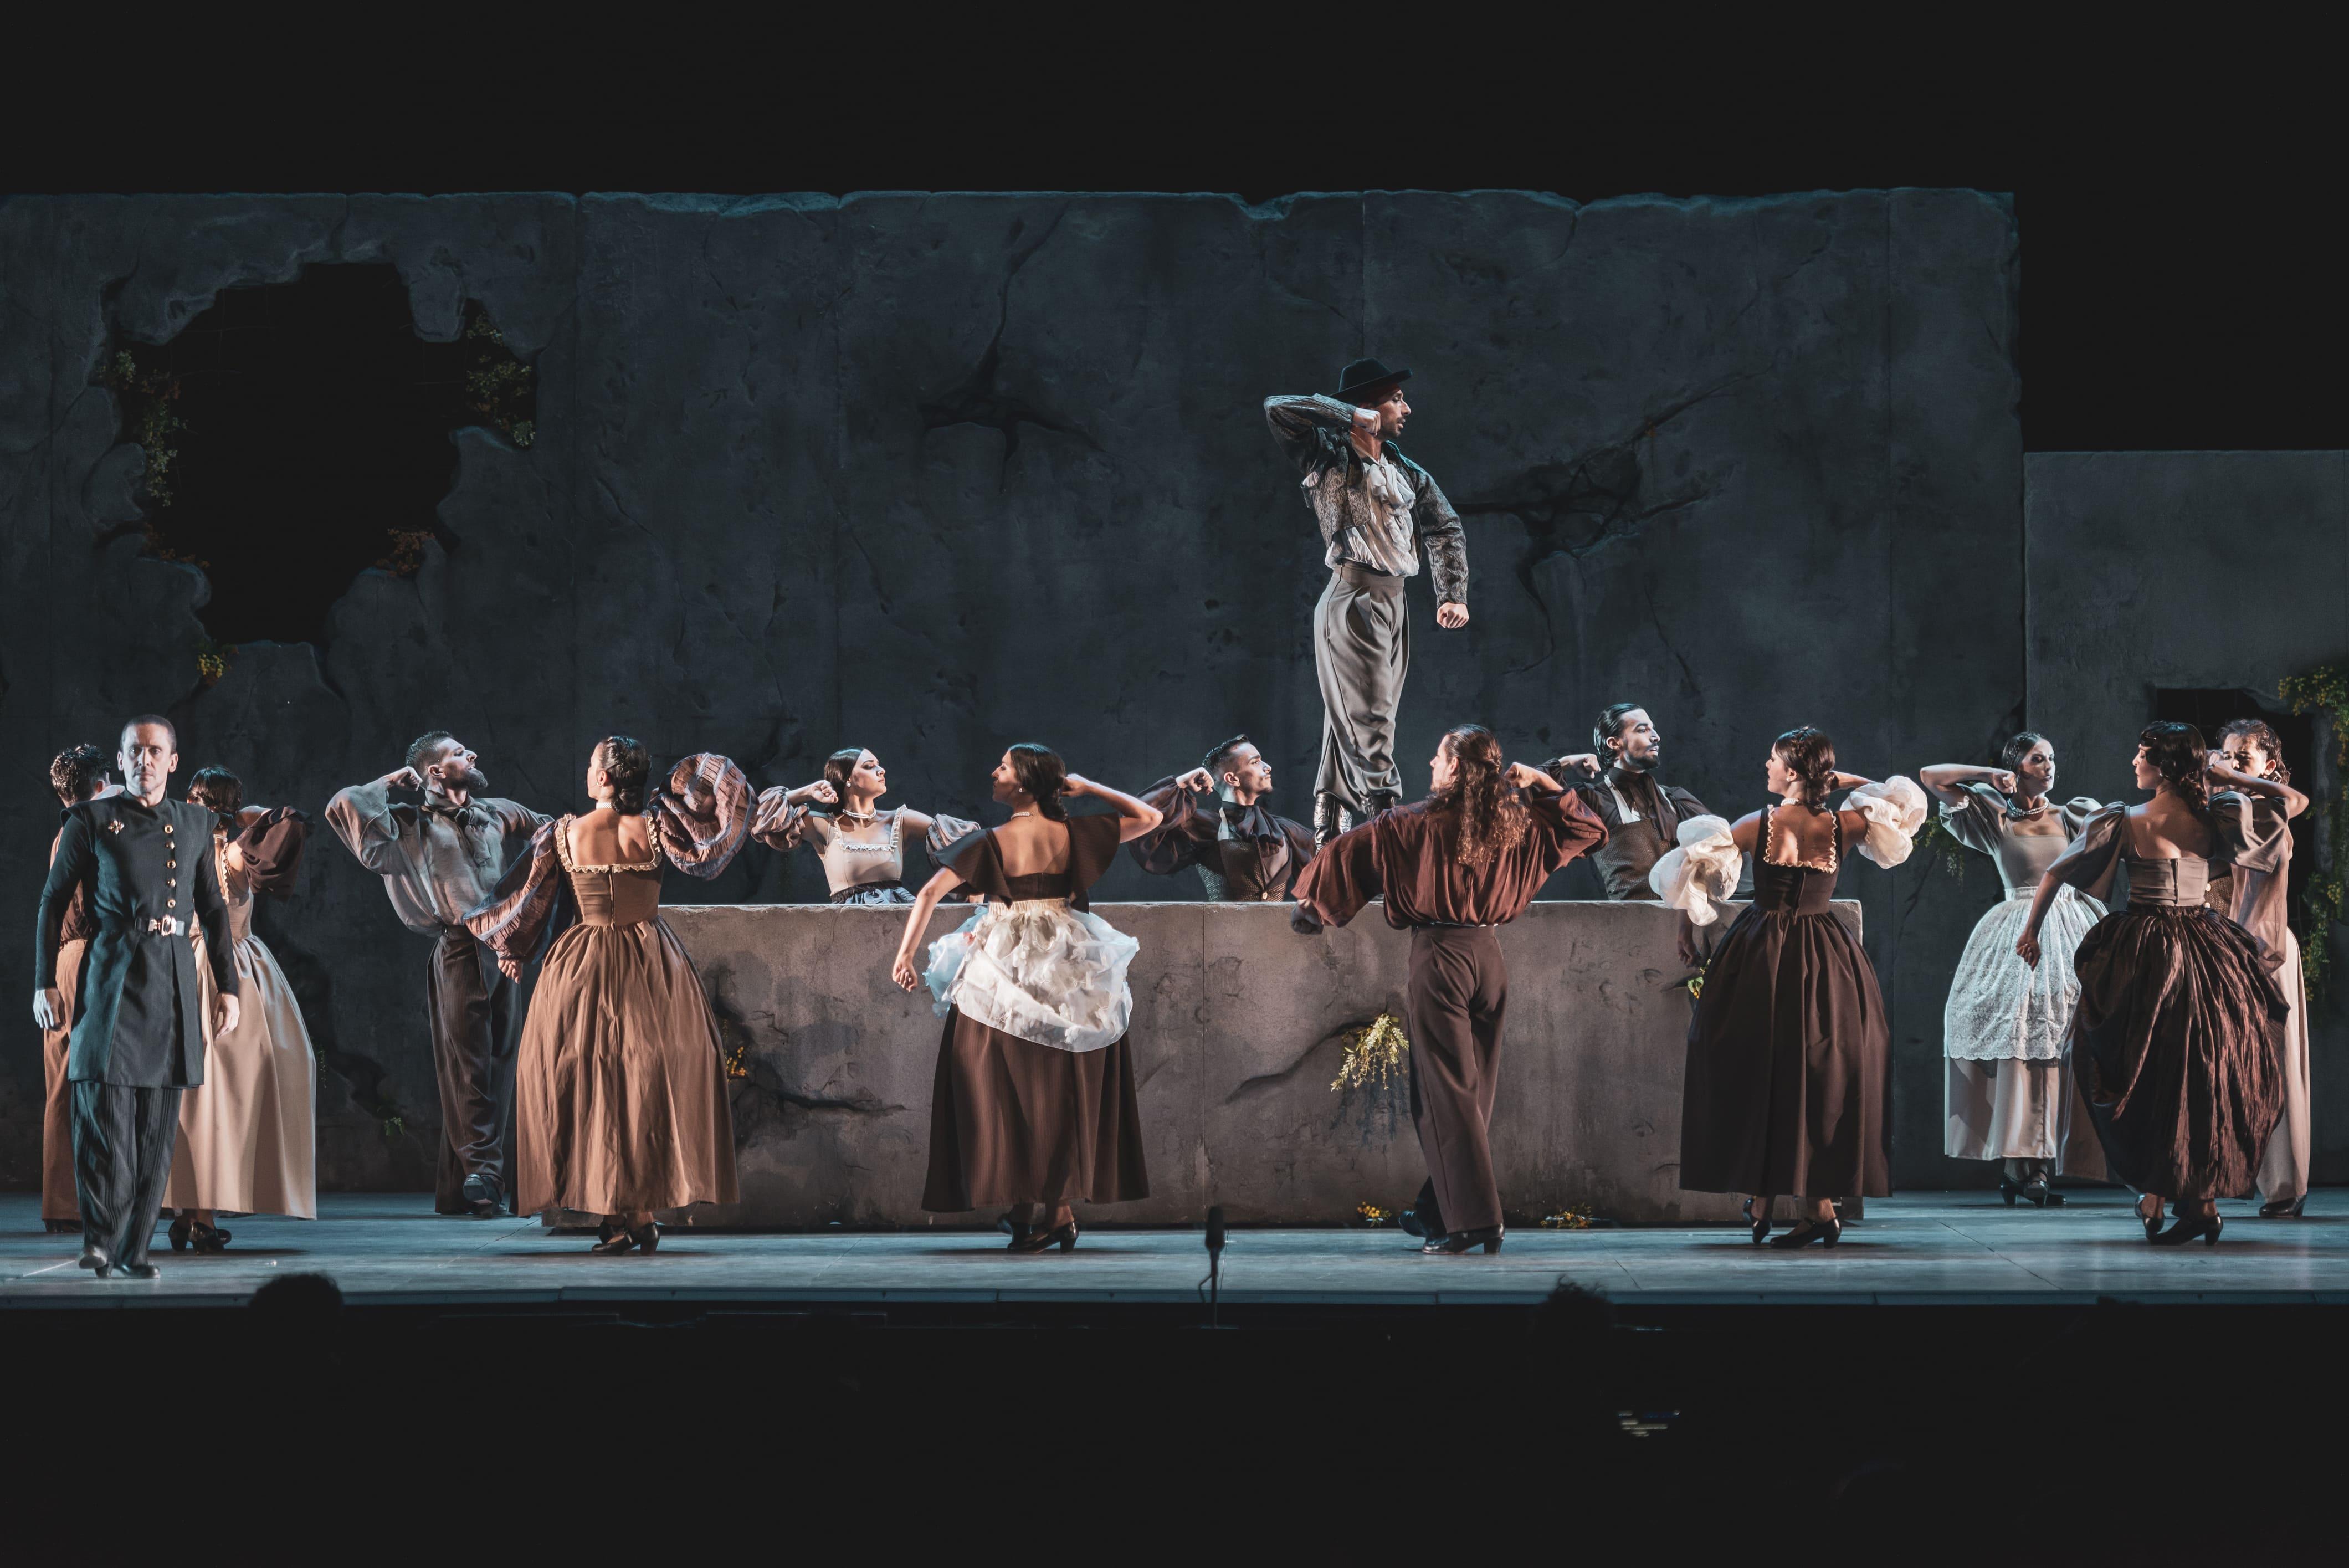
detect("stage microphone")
[1202,1206,1227,1328]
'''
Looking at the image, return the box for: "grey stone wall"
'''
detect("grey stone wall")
[1,190,2023,1196]
[2026,452,2349,1180]
[666,898,1859,1227]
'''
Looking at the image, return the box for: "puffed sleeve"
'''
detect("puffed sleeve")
[750,786,820,852]
[1843,776,1930,868]
[465,819,569,965]
[1650,815,1743,926]
[1529,785,1610,872]
[232,806,311,898]
[654,753,751,879]
[1125,777,1213,877]
[2209,789,2293,877]
[2039,803,2127,901]
[1292,819,1381,932]
[922,811,982,865]
[2058,796,2105,838]
[1936,781,2008,857]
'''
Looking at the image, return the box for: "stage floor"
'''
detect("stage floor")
[4,1191,2345,1310]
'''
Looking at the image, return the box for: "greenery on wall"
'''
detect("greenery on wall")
[2279,664,2346,1001]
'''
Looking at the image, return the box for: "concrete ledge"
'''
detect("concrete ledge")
[664,899,1860,1227]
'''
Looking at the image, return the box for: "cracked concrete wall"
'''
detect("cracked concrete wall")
[2,190,2022,1200]
[665,899,1861,1226]
[2027,452,2349,1182]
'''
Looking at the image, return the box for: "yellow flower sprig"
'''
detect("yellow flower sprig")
[1330,1011,1411,1093]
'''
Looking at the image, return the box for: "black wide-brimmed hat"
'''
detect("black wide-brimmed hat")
[1335,357,1411,402]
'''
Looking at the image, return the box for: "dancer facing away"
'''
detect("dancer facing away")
[1654,728,1926,1248]
[467,741,750,1253]
[33,717,240,1280]
[37,744,114,1233]
[1292,725,1609,1256]
[1922,735,2107,1206]
[891,745,1161,1252]
[1127,735,1316,901]
[2204,719,2312,1218]
[328,734,548,1218]
[2017,722,2290,1246]
[751,747,974,904]
[1545,703,1714,904]
[1265,359,1470,847]
[162,768,317,1250]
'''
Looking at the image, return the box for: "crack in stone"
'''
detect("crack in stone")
[915,204,1101,490]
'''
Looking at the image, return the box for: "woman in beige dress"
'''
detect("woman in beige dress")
[466,739,748,1253]
[752,747,974,904]
[163,767,319,1250]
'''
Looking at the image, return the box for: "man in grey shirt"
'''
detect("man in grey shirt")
[1265,358,1470,846]
[327,732,547,1217]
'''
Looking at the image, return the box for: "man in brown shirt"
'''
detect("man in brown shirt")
[1294,725,1607,1256]
[327,732,547,1217]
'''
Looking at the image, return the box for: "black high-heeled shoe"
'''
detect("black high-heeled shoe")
[1997,1176,2020,1206]
[2151,1209,2222,1247]
[1423,1225,1504,1255]
[1009,1217,1077,1253]
[2019,1178,2064,1208]
[2257,1194,2307,1219]
[1743,1197,1771,1244]
[628,1222,660,1254]
[591,1223,634,1254]
[2136,1197,2165,1242]
[1769,1216,1841,1249]
[189,1221,231,1253]
[168,1216,192,1253]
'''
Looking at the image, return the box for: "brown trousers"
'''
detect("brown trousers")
[1405,926,1510,1237]
[42,940,86,1221]
[424,926,517,1214]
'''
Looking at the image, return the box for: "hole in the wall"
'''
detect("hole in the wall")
[95,262,537,650]
[2152,687,2314,935]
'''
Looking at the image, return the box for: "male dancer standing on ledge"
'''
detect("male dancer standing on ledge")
[1266,359,1470,847]
[329,734,547,1217]
[34,716,239,1278]
[1127,735,1317,901]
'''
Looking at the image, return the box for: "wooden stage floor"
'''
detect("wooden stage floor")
[6,1190,2346,1311]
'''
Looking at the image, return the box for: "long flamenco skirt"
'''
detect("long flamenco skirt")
[513,918,740,1217]
[2069,905,2285,1199]
[1942,888,2104,1170]
[168,933,317,1218]
[921,901,1150,1211]
[1680,906,1892,1198]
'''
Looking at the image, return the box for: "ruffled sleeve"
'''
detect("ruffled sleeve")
[1843,776,1930,868]
[1291,818,1382,932]
[2039,803,2127,902]
[1936,781,2007,857]
[1124,777,1214,877]
[232,806,311,898]
[1065,813,1124,906]
[1649,815,1742,926]
[2058,796,2105,839]
[2210,789,2293,877]
[922,811,982,865]
[465,818,570,965]
[750,786,822,853]
[654,753,751,879]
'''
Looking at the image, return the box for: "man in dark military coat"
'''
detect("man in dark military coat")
[33,716,239,1279]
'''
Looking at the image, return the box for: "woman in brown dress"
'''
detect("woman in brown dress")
[1291,725,1610,1256]
[889,744,1161,1252]
[467,740,750,1253]
[2015,722,2290,1245]
[163,767,317,1249]
[1653,727,1927,1248]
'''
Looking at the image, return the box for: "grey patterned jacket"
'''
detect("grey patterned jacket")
[1264,394,1469,605]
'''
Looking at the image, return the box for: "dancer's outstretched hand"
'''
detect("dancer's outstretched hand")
[382,766,423,792]
[1502,762,1561,793]
[1988,770,2018,795]
[1437,602,1470,630]
[891,954,921,992]
[1174,767,1214,794]
[2014,931,2042,969]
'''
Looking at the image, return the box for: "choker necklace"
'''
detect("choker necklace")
[838,806,878,825]
[1008,811,1034,820]
[2007,795,2050,819]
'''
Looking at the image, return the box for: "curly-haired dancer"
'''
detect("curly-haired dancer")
[2207,719,2313,1217]
[1653,727,1928,1248]
[2017,723,2291,1245]
[1292,725,1608,1255]
[1127,735,1316,901]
